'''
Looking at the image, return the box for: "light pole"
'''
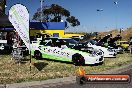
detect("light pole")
[114,1,118,30]
[97,9,103,24]
[40,0,44,22]
[96,9,103,38]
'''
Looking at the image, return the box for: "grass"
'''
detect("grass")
[0,53,131,84]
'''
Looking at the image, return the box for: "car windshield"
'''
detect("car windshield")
[86,40,97,45]
[90,40,97,45]
[40,40,47,45]
[72,37,83,41]
[62,39,78,44]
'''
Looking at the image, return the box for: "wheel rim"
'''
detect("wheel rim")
[79,57,85,66]
[73,56,85,66]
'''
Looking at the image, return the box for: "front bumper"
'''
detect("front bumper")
[85,56,104,65]
[104,53,116,58]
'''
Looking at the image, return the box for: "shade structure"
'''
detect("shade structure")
[0,11,12,27]
[30,22,65,30]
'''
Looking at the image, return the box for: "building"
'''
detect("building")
[30,22,84,38]
[30,22,65,37]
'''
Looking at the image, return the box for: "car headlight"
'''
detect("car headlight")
[89,51,97,57]
[89,54,95,57]
[91,49,103,56]
[99,49,104,54]
[96,51,103,55]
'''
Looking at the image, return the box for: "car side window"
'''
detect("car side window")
[54,40,61,47]
[40,41,46,45]
[50,39,62,48]
[45,41,52,46]
[59,40,66,45]
[45,39,58,47]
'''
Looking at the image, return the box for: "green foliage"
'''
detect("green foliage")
[32,4,80,27]
[66,16,80,27]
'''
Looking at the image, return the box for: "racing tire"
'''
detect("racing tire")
[72,53,85,66]
[34,51,42,60]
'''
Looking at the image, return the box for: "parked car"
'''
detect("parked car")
[84,40,117,58]
[31,38,104,66]
[0,40,12,54]
[87,39,123,54]
[116,41,129,50]
[58,38,104,57]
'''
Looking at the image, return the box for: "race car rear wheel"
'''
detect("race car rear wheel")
[72,53,85,66]
[34,51,42,60]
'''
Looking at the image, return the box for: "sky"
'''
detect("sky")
[5,0,132,32]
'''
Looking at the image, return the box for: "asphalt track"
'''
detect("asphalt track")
[30,65,132,88]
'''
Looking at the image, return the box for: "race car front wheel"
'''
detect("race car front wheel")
[34,51,42,60]
[72,53,85,66]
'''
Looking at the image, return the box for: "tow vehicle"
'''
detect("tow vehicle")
[116,41,129,51]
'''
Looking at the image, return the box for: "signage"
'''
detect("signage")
[9,4,30,50]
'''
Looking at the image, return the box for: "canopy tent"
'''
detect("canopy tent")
[0,11,13,28]
[30,22,65,30]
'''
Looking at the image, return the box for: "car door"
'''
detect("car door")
[42,39,71,61]
[40,39,56,55]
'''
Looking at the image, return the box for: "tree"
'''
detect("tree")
[32,4,80,27]
[66,16,80,27]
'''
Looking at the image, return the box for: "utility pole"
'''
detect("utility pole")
[40,0,44,22]
[114,1,118,30]
[97,9,104,34]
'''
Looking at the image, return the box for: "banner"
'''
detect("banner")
[8,4,30,50]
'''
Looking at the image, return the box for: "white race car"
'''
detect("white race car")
[31,38,104,66]
[86,41,116,58]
